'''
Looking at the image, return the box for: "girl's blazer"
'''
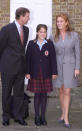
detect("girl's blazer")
[25,40,58,79]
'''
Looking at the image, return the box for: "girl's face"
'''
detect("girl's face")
[37,27,47,41]
[56,17,67,31]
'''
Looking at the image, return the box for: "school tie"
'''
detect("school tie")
[20,26,24,44]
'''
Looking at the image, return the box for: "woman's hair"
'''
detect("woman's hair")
[15,7,30,19]
[55,13,72,41]
[34,24,47,42]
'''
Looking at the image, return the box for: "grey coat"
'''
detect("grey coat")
[50,32,80,88]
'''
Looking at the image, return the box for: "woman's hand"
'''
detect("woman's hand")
[74,70,80,77]
[25,74,30,79]
[52,75,57,79]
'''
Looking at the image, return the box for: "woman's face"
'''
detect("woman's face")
[56,17,67,31]
[37,27,47,41]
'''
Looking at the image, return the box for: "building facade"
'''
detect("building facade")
[0,0,82,85]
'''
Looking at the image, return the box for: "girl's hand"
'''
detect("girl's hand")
[74,70,80,77]
[25,74,30,79]
[52,75,57,79]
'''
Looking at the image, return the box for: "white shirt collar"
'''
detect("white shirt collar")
[15,20,21,34]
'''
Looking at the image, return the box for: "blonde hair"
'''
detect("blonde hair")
[55,13,72,41]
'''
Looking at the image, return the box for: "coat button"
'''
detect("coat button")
[40,59,42,62]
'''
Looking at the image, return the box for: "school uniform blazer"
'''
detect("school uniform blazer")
[25,40,57,79]
[0,22,29,74]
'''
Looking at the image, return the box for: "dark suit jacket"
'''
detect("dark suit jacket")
[0,22,29,74]
[25,40,57,79]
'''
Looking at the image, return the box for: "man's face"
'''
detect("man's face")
[20,12,30,25]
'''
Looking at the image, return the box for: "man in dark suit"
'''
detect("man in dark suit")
[0,7,30,126]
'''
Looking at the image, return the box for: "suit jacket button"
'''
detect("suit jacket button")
[40,59,42,62]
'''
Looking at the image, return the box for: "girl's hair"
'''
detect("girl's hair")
[55,13,72,41]
[34,24,47,42]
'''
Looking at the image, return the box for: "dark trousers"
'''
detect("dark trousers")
[34,93,47,119]
[1,73,25,121]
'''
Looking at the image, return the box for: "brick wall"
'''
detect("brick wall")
[52,0,82,85]
[0,0,10,28]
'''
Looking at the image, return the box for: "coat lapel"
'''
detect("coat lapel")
[34,42,41,52]
[12,22,25,47]
[23,26,27,46]
[12,22,21,42]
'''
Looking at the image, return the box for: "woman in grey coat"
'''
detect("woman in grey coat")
[51,13,80,128]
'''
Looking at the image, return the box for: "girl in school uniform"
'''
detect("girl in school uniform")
[25,24,57,126]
